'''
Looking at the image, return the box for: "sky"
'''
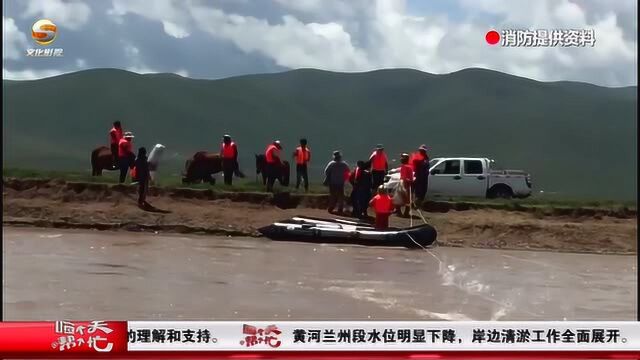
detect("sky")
[2,0,637,86]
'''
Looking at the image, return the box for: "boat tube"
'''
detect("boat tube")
[258,216,437,249]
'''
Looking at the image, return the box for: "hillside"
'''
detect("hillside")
[2,68,637,200]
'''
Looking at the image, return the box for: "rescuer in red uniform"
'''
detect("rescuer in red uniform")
[221,134,239,186]
[369,144,388,192]
[109,121,123,170]
[293,138,311,192]
[369,185,394,229]
[265,140,282,192]
[118,132,135,183]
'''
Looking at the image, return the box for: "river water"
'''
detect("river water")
[2,227,636,321]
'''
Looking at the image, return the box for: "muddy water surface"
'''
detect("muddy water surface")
[3,227,636,321]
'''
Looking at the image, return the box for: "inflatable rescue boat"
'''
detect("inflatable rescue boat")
[258,216,437,249]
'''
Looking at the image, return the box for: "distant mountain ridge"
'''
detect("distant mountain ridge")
[3,68,637,200]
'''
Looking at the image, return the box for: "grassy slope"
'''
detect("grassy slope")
[3,68,637,200]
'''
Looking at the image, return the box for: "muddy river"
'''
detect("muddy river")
[3,227,636,321]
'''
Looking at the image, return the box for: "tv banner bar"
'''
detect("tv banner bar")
[1,321,639,356]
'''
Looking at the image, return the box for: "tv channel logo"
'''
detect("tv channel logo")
[27,19,64,57]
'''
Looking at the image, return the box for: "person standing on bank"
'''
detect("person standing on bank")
[265,140,283,192]
[109,121,123,170]
[118,132,135,183]
[395,153,414,217]
[221,134,238,186]
[411,144,430,204]
[369,185,394,229]
[134,147,151,208]
[324,151,350,215]
[349,160,372,218]
[369,144,388,191]
[293,138,311,192]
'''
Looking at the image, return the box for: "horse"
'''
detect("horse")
[255,154,290,187]
[91,146,116,176]
[182,151,245,184]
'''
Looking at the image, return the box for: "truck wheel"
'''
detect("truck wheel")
[488,185,513,199]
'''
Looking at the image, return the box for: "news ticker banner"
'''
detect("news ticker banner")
[1,321,639,355]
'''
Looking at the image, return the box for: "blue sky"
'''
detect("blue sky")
[3,0,637,86]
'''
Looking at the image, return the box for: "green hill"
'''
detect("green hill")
[3,68,637,200]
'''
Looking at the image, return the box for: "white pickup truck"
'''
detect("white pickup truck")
[384,157,532,199]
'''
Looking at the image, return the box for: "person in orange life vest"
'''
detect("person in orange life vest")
[265,140,283,192]
[292,138,311,192]
[410,145,430,204]
[369,185,394,229]
[109,121,123,170]
[369,144,388,191]
[220,134,239,185]
[118,132,135,183]
[395,153,414,217]
[349,160,372,218]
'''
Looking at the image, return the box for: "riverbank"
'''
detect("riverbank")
[3,178,637,255]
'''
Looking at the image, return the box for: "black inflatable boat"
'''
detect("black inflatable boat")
[258,216,437,249]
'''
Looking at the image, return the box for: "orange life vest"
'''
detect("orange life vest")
[370,151,388,171]
[409,152,424,170]
[400,164,414,182]
[110,127,123,145]
[221,142,237,159]
[370,194,393,214]
[118,138,132,157]
[295,146,310,165]
[265,144,280,164]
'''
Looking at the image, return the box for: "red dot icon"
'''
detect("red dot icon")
[486,30,500,45]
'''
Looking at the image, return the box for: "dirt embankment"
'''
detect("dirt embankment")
[2,178,637,255]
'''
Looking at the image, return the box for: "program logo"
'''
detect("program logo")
[27,19,64,57]
[32,19,57,45]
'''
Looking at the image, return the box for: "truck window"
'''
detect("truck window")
[442,160,460,175]
[464,160,483,175]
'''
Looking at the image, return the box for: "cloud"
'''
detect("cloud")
[22,0,91,30]
[189,7,371,71]
[162,21,190,38]
[3,0,637,86]
[3,67,71,80]
[3,17,29,60]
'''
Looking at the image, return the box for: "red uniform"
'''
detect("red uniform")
[370,193,394,229]
[400,164,414,184]
[221,142,238,159]
[265,144,280,164]
[109,127,123,145]
[295,146,311,165]
[118,138,133,158]
[369,151,388,171]
[409,152,426,171]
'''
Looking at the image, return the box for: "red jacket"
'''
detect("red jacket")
[294,146,311,165]
[370,194,393,214]
[369,151,388,171]
[110,127,123,145]
[118,138,133,158]
[221,142,238,159]
[265,144,280,164]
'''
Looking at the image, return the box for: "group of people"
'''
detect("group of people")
[220,135,311,193]
[109,123,430,226]
[217,135,430,229]
[323,144,430,228]
[108,121,151,208]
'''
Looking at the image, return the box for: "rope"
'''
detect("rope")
[408,183,413,227]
